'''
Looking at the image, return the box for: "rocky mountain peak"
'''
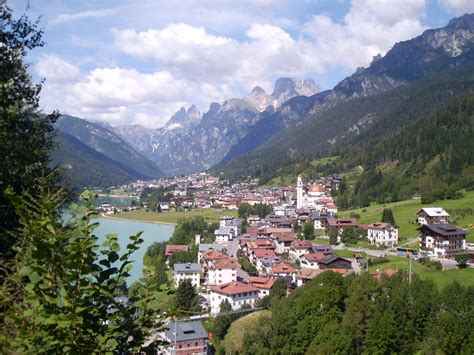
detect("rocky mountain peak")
[165,105,202,130]
[245,86,273,111]
[272,78,298,98]
[446,13,474,30]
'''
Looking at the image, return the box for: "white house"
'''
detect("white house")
[198,244,226,263]
[173,263,201,288]
[249,276,276,298]
[207,258,239,286]
[417,208,449,225]
[299,252,327,269]
[214,226,234,244]
[209,281,260,315]
[289,240,314,261]
[219,216,235,228]
[367,223,399,247]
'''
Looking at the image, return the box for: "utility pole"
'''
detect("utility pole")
[408,253,412,286]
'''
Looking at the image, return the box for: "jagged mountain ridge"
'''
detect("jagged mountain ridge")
[113,77,320,175]
[217,13,474,180]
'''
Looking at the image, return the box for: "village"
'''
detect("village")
[104,174,472,354]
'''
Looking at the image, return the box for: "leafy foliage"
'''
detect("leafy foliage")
[0,187,165,352]
[238,203,273,219]
[381,208,396,225]
[228,271,474,354]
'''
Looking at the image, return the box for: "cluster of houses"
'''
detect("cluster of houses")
[121,176,469,354]
[417,207,467,258]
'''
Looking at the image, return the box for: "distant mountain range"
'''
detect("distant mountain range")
[112,77,320,175]
[51,116,165,190]
[52,13,474,193]
[216,13,474,182]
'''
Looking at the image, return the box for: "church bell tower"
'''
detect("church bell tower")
[297,175,303,209]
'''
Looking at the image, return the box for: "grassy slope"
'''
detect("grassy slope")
[222,310,271,353]
[107,208,238,225]
[339,191,474,242]
[368,256,474,289]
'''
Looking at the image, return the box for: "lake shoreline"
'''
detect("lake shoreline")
[101,213,177,226]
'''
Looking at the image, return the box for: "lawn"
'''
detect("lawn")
[339,190,474,240]
[106,208,238,225]
[368,256,474,289]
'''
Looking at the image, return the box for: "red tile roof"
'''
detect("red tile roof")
[303,252,327,262]
[291,240,313,249]
[272,262,296,274]
[210,281,259,295]
[367,222,392,229]
[165,244,189,256]
[249,276,276,290]
[212,258,240,270]
[203,250,229,261]
[253,249,277,258]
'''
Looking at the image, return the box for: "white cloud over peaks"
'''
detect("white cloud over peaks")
[114,0,427,86]
[440,0,474,15]
[41,67,192,127]
[303,0,427,69]
[36,54,81,83]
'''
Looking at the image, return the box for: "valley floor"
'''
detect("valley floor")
[105,208,238,225]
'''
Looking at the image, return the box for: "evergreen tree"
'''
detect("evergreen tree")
[381,208,396,225]
[174,279,200,314]
[0,1,59,260]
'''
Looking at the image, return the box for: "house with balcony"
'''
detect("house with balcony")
[419,224,466,258]
[367,222,399,247]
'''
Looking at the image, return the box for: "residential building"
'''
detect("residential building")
[299,252,327,269]
[289,240,314,260]
[209,281,260,315]
[271,262,297,282]
[214,226,234,244]
[317,255,352,270]
[166,320,208,355]
[419,224,466,257]
[367,222,399,247]
[197,243,226,263]
[249,276,276,298]
[417,208,449,225]
[165,244,189,257]
[207,258,239,286]
[173,263,201,288]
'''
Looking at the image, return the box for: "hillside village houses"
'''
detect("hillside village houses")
[417,207,449,225]
[173,263,201,288]
[367,222,399,247]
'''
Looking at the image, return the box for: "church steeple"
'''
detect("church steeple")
[296,175,303,208]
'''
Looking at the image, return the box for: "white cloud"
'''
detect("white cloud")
[35,54,81,83]
[41,67,192,127]
[303,0,427,69]
[38,0,431,128]
[51,8,117,25]
[439,0,474,15]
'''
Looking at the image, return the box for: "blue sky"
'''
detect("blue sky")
[10,0,474,127]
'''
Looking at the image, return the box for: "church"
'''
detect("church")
[296,176,337,213]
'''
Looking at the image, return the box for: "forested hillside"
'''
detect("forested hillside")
[236,271,473,354]
[51,131,154,190]
[338,93,474,207]
[218,63,474,183]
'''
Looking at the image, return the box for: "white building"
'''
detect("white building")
[173,263,201,288]
[214,227,234,244]
[249,276,276,298]
[207,258,239,286]
[209,281,260,315]
[367,222,399,247]
[219,216,234,228]
[296,176,331,209]
[417,208,449,225]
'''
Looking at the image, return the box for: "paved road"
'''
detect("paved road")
[227,237,241,258]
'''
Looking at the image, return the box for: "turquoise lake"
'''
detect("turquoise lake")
[94,217,174,284]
